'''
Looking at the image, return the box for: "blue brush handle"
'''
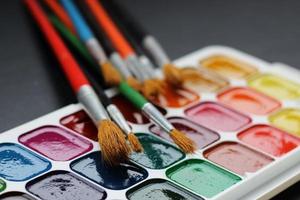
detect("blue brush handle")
[60,0,94,42]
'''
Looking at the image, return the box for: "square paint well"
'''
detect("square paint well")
[269,108,300,137]
[0,192,36,200]
[148,81,200,108]
[185,102,251,132]
[0,143,51,181]
[218,87,281,115]
[60,110,98,141]
[19,126,93,161]
[0,179,5,192]
[70,151,148,190]
[166,159,241,198]
[200,55,257,79]
[204,142,273,175]
[26,171,106,200]
[248,74,300,100]
[127,179,203,200]
[150,117,220,149]
[181,67,229,93]
[130,133,185,169]
[238,125,300,157]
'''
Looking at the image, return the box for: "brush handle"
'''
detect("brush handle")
[43,0,75,33]
[25,0,109,122]
[74,0,114,56]
[101,0,171,67]
[49,15,94,66]
[61,0,108,64]
[118,81,147,109]
[85,0,135,59]
[101,0,147,43]
[60,0,93,42]
[25,0,89,92]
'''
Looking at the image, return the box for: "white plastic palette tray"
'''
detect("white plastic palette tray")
[1,46,300,200]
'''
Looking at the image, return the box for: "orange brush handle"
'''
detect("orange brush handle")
[43,0,75,33]
[85,0,134,58]
[24,0,90,92]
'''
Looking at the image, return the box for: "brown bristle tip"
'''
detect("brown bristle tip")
[163,63,183,86]
[126,76,142,91]
[170,129,196,153]
[101,62,122,86]
[98,119,131,166]
[141,79,164,99]
[128,133,143,153]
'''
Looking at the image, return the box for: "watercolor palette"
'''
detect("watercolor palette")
[1,46,300,200]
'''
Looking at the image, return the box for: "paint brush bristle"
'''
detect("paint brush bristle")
[98,119,131,166]
[141,79,164,100]
[100,61,122,86]
[127,132,143,152]
[170,129,196,153]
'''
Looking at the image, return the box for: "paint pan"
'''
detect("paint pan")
[248,74,300,100]
[60,110,98,141]
[238,125,300,157]
[0,180,5,193]
[199,54,257,79]
[19,126,93,161]
[70,151,148,190]
[0,143,51,181]
[182,67,229,93]
[149,81,200,108]
[166,159,241,198]
[185,102,251,132]
[26,171,107,200]
[2,46,300,199]
[204,142,273,175]
[111,94,167,124]
[150,117,220,149]
[218,87,281,115]
[130,133,185,169]
[126,179,203,200]
[0,192,36,200]
[269,108,300,137]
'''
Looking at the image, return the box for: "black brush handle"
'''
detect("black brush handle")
[74,0,115,56]
[101,0,147,43]
[78,58,112,107]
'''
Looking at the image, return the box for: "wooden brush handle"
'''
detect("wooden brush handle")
[24,0,90,92]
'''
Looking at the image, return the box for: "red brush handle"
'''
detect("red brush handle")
[24,0,90,92]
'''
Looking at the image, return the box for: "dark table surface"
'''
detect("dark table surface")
[1,0,300,199]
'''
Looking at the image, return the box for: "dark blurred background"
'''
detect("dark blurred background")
[1,0,300,199]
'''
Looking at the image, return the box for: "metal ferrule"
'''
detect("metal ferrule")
[142,35,171,68]
[109,52,131,78]
[107,104,131,135]
[86,38,108,64]
[142,103,174,132]
[126,54,149,81]
[139,55,156,79]
[77,85,109,123]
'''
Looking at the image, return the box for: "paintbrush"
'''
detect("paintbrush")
[84,0,165,100]
[72,0,142,91]
[100,0,201,88]
[100,0,156,74]
[59,0,121,87]
[49,14,143,153]
[24,0,131,166]
[48,11,196,154]
[43,0,75,33]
